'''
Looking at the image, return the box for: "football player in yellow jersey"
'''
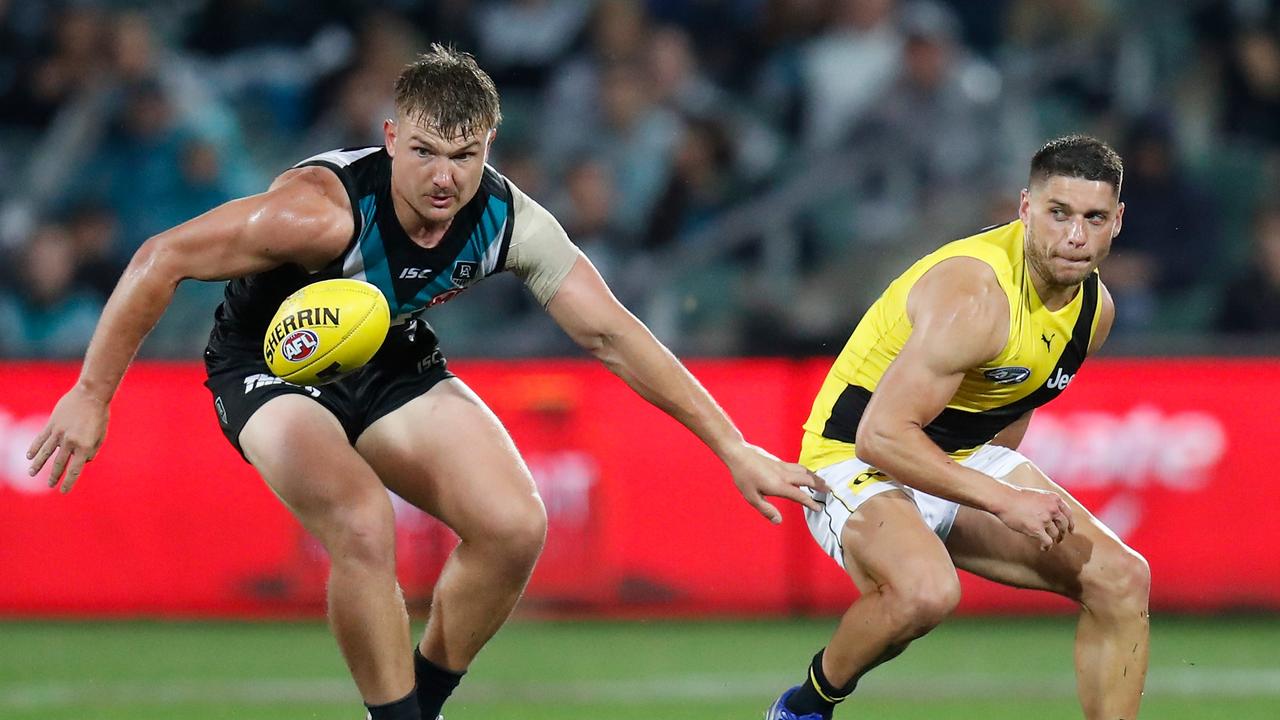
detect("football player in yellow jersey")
[766,136,1149,720]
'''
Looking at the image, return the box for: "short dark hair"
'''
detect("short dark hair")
[1029,135,1124,195]
[394,44,502,140]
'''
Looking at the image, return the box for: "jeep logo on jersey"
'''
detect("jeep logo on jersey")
[281,330,320,362]
[451,261,479,287]
[984,366,1032,385]
[1046,367,1075,390]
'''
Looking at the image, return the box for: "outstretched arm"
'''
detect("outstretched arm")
[27,167,354,493]
[545,254,826,523]
[854,257,1074,549]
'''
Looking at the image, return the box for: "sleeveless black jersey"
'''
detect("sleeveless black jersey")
[209,147,515,348]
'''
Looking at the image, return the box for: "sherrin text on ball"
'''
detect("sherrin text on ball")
[263,278,390,385]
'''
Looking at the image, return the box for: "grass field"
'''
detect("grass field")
[2,615,1278,719]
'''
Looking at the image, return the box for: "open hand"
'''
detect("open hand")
[725,443,830,524]
[27,386,110,494]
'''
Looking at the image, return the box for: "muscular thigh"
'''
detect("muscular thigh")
[945,462,1129,599]
[239,394,390,530]
[841,491,957,593]
[353,378,541,538]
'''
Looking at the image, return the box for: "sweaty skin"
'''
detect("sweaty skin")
[814,172,1144,720]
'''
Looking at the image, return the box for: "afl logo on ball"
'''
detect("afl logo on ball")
[282,329,320,362]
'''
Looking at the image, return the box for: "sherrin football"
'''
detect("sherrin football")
[263,278,391,386]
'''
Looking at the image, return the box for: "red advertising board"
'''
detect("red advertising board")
[1,358,1277,617]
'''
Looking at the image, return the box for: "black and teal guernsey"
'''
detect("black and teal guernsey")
[210,146,515,347]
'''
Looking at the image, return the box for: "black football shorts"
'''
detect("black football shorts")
[203,318,454,460]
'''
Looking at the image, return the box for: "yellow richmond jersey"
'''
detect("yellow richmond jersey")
[800,220,1102,470]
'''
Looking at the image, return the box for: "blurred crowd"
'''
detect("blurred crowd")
[1,0,1278,359]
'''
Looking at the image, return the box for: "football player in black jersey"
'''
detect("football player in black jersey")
[28,45,825,720]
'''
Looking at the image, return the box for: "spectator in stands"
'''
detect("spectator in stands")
[643,117,737,251]
[184,0,334,56]
[1216,203,1280,334]
[86,80,236,260]
[940,0,1015,57]
[591,60,683,230]
[67,202,125,301]
[757,0,903,151]
[734,0,830,120]
[1224,20,1280,147]
[1102,114,1214,333]
[0,1,35,123]
[553,156,625,282]
[0,223,102,358]
[1002,0,1118,123]
[493,145,549,204]
[539,0,654,178]
[304,10,419,153]
[473,0,591,91]
[0,4,105,128]
[645,0,768,84]
[345,11,423,89]
[852,0,1008,236]
[0,0,1268,359]
[646,24,784,179]
[648,25,722,118]
[299,67,391,153]
[380,0,477,55]
[1194,1,1280,149]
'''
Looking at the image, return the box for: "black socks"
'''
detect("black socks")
[784,649,852,718]
[414,646,465,719]
[365,689,421,720]
[786,644,909,718]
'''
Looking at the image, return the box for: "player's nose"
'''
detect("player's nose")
[1065,219,1086,245]
[422,158,452,185]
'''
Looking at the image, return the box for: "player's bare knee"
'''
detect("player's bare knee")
[316,501,397,572]
[470,494,547,567]
[1082,544,1150,617]
[330,519,396,572]
[882,572,961,636]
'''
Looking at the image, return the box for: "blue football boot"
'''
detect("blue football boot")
[764,686,827,720]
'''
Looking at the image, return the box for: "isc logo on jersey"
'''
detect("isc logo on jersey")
[263,278,391,386]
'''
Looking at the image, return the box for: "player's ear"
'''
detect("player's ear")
[1112,201,1125,237]
[383,118,397,156]
[1018,188,1031,224]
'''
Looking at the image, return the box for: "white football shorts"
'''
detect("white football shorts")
[804,444,1032,569]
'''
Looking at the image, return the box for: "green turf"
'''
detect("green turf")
[2,615,1277,719]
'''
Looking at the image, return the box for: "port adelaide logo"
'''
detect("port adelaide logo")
[451,260,479,287]
[282,329,320,362]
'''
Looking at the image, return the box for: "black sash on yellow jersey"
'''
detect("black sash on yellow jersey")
[822,275,1095,453]
[799,220,1102,469]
